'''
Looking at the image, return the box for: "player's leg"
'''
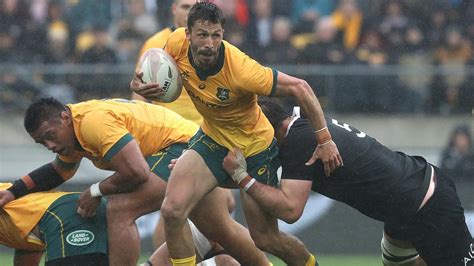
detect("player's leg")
[381,232,425,266]
[402,168,474,266]
[106,174,167,265]
[160,149,218,265]
[224,188,236,213]
[13,249,43,266]
[190,187,269,265]
[240,190,315,266]
[151,183,235,250]
[238,139,315,265]
[152,217,166,249]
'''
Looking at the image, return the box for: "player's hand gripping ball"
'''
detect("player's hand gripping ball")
[136,48,182,102]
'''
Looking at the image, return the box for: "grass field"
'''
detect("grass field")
[0,251,380,265]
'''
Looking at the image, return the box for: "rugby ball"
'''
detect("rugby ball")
[138,48,182,102]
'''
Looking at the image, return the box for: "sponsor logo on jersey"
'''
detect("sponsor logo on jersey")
[216,87,230,101]
[257,165,267,175]
[186,89,227,109]
[180,70,190,82]
[66,230,95,246]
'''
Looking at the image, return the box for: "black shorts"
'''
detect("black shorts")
[46,253,108,266]
[384,169,473,266]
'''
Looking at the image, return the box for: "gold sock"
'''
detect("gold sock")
[305,254,316,266]
[171,255,196,266]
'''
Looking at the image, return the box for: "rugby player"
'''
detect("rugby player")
[132,0,236,250]
[0,182,235,266]
[131,2,342,265]
[0,183,108,266]
[222,99,474,266]
[0,98,270,265]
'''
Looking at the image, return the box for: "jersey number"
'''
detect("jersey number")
[331,119,366,138]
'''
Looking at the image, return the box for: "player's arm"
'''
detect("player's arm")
[78,138,156,217]
[14,249,43,266]
[97,139,154,195]
[247,179,311,223]
[223,148,311,223]
[0,156,80,206]
[273,71,343,175]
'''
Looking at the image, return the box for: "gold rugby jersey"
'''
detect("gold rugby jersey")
[59,99,198,169]
[165,28,277,156]
[0,183,69,250]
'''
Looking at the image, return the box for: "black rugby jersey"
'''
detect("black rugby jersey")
[280,117,432,222]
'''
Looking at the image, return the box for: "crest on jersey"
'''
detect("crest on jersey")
[216,87,230,101]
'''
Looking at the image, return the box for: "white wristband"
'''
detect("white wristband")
[90,182,102,197]
[243,178,256,191]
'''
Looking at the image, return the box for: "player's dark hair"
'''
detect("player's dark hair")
[258,98,291,131]
[187,2,225,30]
[24,97,66,133]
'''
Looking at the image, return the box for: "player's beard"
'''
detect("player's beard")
[190,44,219,69]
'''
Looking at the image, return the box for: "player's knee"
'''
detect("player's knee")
[381,236,419,265]
[213,254,240,266]
[225,192,236,214]
[160,199,187,225]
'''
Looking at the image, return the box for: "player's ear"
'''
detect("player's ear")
[60,111,71,125]
[185,28,191,40]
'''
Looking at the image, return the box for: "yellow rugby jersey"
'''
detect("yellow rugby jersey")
[0,183,69,250]
[60,99,199,169]
[165,28,277,156]
[137,27,203,124]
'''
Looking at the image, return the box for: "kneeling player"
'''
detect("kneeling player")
[0,183,107,266]
[0,182,237,266]
[222,99,473,266]
[142,220,239,266]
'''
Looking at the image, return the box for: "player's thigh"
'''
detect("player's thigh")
[107,174,167,220]
[240,189,280,242]
[411,171,473,265]
[164,149,218,216]
[188,187,236,241]
[383,232,415,249]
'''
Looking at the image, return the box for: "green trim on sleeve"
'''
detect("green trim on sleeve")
[104,133,133,161]
[269,68,278,97]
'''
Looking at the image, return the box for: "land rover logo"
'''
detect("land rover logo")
[66,230,95,246]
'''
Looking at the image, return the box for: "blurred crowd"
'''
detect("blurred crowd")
[441,124,474,182]
[1,0,474,114]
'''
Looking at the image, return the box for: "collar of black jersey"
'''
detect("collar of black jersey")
[188,43,225,81]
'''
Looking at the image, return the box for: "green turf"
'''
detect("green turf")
[268,254,380,266]
[0,251,379,265]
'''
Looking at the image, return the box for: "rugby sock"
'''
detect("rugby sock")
[305,254,316,266]
[171,255,196,266]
